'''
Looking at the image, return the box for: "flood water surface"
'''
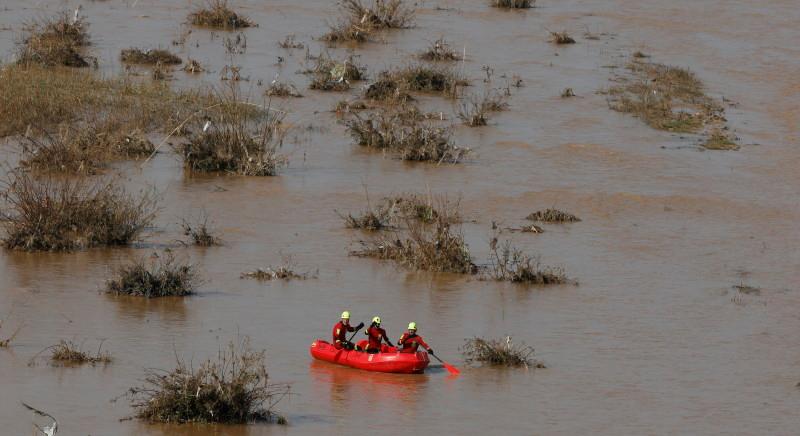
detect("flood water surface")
[1,0,799,435]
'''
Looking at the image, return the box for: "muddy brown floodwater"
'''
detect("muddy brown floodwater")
[1,0,799,434]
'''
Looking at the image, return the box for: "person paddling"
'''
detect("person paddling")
[332,311,363,350]
[365,316,393,353]
[398,322,433,354]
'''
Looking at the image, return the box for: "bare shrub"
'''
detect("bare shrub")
[189,0,254,29]
[106,253,196,298]
[127,337,288,424]
[458,92,507,127]
[462,336,544,368]
[487,240,566,284]
[181,214,221,246]
[418,38,461,61]
[1,172,156,251]
[323,0,414,43]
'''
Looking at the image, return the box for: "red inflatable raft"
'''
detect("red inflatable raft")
[310,339,429,374]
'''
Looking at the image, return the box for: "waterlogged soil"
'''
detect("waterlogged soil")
[1,1,800,435]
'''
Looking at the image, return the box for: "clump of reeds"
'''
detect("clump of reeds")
[323,0,414,43]
[189,0,254,29]
[549,31,576,44]
[307,54,367,91]
[49,340,112,365]
[462,336,544,368]
[352,212,476,274]
[127,337,288,424]
[607,62,732,141]
[457,91,509,127]
[17,11,91,67]
[20,125,154,174]
[180,96,287,176]
[121,48,182,65]
[181,215,221,246]
[340,206,392,230]
[183,58,205,73]
[389,193,461,224]
[391,64,468,96]
[278,34,304,49]
[526,208,581,223]
[106,253,196,298]
[363,75,413,102]
[418,38,461,61]
[1,172,156,251]
[490,0,535,8]
[488,239,567,284]
[347,106,469,163]
[266,81,303,98]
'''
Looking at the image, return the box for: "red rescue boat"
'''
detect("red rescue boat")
[309,339,430,374]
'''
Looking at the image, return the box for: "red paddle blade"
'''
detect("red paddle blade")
[442,361,460,375]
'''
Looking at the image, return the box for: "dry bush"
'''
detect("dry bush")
[189,0,254,29]
[49,340,112,365]
[323,0,414,43]
[266,81,303,98]
[607,62,733,143]
[490,0,535,8]
[0,64,212,138]
[20,125,154,174]
[351,212,476,274]
[1,172,156,251]
[457,92,508,127]
[488,239,567,284]
[418,38,461,61]
[17,11,91,67]
[127,337,288,424]
[106,253,196,298]
[526,208,581,223]
[347,106,469,163]
[340,206,392,230]
[549,31,576,44]
[462,336,544,368]
[121,48,182,65]
[179,96,287,176]
[181,215,221,246]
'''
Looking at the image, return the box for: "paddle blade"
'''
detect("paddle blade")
[442,361,460,375]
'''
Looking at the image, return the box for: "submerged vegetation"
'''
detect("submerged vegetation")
[241,265,310,281]
[120,48,182,65]
[526,208,581,223]
[182,215,221,246]
[306,54,367,91]
[106,254,196,297]
[1,172,156,252]
[189,0,254,29]
[48,340,112,365]
[127,337,288,424]
[607,61,736,148]
[458,92,509,126]
[323,0,414,43]
[17,11,91,67]
[549,31,576,44]
[418,38,461,62]
[490,0,535,8]
[347,106,468,163]
[462,336,544,368]
[488,240,567,284]
[266,81,303,98]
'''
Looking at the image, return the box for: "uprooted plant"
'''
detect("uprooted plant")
[462,336,544,368]
[1,172,156,251]
[347,106,469,163]
[125,336,289,424]
[179,93,288,176]
[189,0,254,29]
[106,253,197,298]
[323,0,414,43]
[17,11,92,67]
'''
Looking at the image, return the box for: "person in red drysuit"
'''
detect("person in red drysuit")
[398,322,433,354]
[365,316,393,353]
[332,311,363,350]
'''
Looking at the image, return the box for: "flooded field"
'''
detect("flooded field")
[1,0,799,434]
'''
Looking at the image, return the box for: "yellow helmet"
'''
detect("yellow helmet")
[372,316,381,324]
[407,322,417,330]
[341,311,350,320]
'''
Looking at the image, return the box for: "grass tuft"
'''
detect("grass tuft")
[1,172,156,252]
[458,91,508,127]
[526,208,581,223]
[127,337,288,424]
[181,215,221,246]
[189,0,254,29]
[17,12,91,67]
[463,336,544,368]
[323,0,414,43]
[266,81,303,98]
[50,340,112,365]
[488,240,567,284]
[106,253,196,297]
[418,38,461,61]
